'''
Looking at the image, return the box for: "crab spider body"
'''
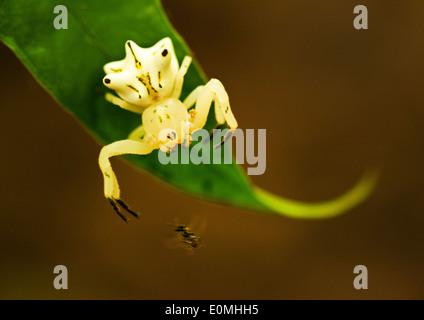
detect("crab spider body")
[99,38,238,221]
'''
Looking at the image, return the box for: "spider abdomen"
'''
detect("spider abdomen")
[142,98,189,142]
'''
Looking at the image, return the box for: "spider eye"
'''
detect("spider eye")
[104,78,111,84]
[161,49,168,57]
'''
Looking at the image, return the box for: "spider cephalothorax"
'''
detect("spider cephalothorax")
[103,38,178,107]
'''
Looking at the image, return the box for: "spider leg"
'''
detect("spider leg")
[108,198,130,222]
[105,92,144,114]
[115,199,140,218]
[188,79,238,148]
[183,85,226,125]
[213,130,234,149]
[172,56,192,99]
[99,139,154,221]
[207,79,238,130]
[187,102,227,146]
[183,85,204,109]
[128,124,146,141]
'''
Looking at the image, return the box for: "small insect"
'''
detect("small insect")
[166,217,206,254]
[174,224,202,252]
[98,38,238,221]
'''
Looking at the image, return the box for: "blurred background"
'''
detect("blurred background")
[0,0,423,299]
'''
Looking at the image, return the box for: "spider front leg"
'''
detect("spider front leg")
[105,93,144,114]
[128,124,145,141]
[188,79,238,146]
[172,56,192,99]
[98,139,154,222]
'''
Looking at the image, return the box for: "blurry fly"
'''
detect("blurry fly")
[168,218,206,254]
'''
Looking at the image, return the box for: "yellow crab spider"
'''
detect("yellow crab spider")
[99,38,238,222]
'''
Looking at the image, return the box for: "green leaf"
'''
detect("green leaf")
[0,0,379,218]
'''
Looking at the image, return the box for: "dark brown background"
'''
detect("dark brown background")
[1,0,423,299]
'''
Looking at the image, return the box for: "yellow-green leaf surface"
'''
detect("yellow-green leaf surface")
[0,0,379,217]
